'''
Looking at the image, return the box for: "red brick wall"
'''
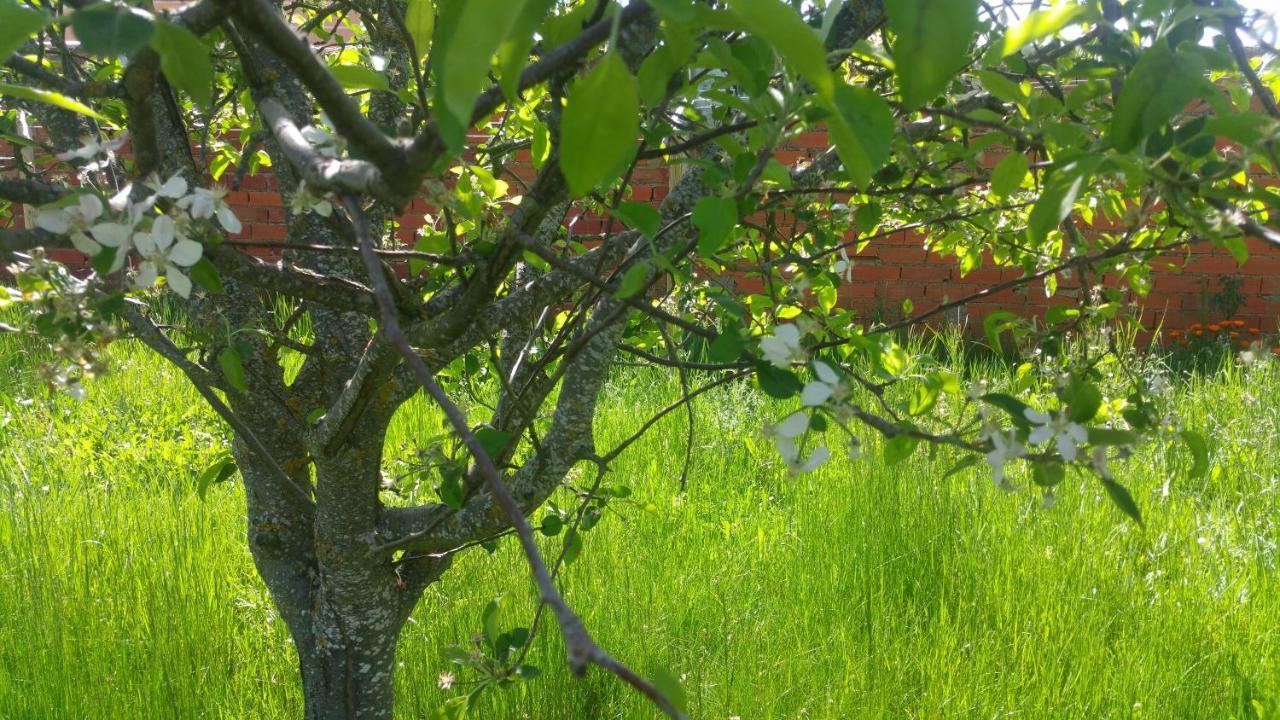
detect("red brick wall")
[5,129,1278,336]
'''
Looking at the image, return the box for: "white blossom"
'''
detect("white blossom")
[801,360,842,406]
[146,171,189,200]
[289,182,334,217]
[760,324,802,368]
[133,215,203,297]
[300,125,340,158]
[1024,408,1088,462]
[983,425,1025,491]
[179,185,242,233]
[55,134,124,166]
[764,412,829,473]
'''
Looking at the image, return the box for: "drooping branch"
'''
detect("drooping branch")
[343,194,687,720]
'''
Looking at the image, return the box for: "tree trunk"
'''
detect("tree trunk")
[233,419,422,720]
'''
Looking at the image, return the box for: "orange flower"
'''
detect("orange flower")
[1208,324,1222,332]
[1190,323,1203,330]
[1230,331,1239,337]
[1271,347,1280,356]
[1231,320,1246,327]
[1170,330,1183,338]
[1194,329,1204,336]
[1250,327,1261,334]
[1238,339,1250,348]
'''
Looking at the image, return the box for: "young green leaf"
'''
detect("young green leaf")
[997,2,1089,60]
[0,0,51,63]
[692,195,738,256]
[1102,479,1144,527]
[434,0,523,149]
[403,0,435,60]
[614,261,651,300]
[727,0,834,100]
[990,152,1029,198]
[218,345,248,392]
[885,0,980,109]
[559,53,640,196]
[612,201,662,239]
[1180,430,1209,479]
[150,20,213,108]
[496,0,555,101]
[1111,42,1207,152]
[825,84,894,188]
[0,83,102,119]
[1027,156,1101,244]
[70,2,155,57]
[330,65,390,92]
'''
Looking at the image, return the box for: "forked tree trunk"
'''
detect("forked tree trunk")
[235,427,422,720]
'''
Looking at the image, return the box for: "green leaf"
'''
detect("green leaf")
[883,434,919,465]
[692,196,738,256]
[1111,42,1207,152]
[1087,427,1137,447]
[560,53,640,195]
[70,2,155,57]
[427,696,468,720]
[437,467,464,509]
[187,257,223,294]
[218,345,248,392]
[825,85,894,188]
[990,153,1029,198]
[1065,379,1102,423]
[1180,430,1209,479]
[981,392,1033,428]
[727,0,834,100]
[755,361,802,399]
[0,83,102,119]
[480,597,502,648]
[496,0,554,101]
[884,0,980,109]
[195,455,236,500]
[647,0,695,22]
[539,514,563,537]
[1027,156,1102,244]
[1031,460,1065,487]
[943,455,979,479]
[150,20,212,108]
[403,0,435,60]
[330,64,389,92]
[562,529,583,565]
[612,202,662,239]
[0,0,51,63]
[649,668,688,713]
[434,0,523,149]
[983,310,1020,353]
[708,330,745,363]
[1101,479,1144,527]
[997,2,1088,59]
[614,262,650,300]
[474,426,510,460]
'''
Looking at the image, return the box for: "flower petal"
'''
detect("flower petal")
[36,209,70,233]
[89,222,132,248]
[1023,408,1051,425]
[813,360,839,385]
[798,444,830,473]
[800,381,834,407]
[150,215,176,249]
[135,261,159,288]
[216,205,242,234]
[1056,433,1077,463]
[166,265,192,298]
[69,231,102,255]
[775,411,809,439]
[1028,426,1052,445]
[773,324,800,347]
[168,239,203,266]
[78,194,104,220]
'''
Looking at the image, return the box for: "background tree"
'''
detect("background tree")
[1,0,1277,717]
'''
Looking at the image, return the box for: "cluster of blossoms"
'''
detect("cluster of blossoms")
[6,249,118,399]
[759,322,1129,496]
[33,137,242,298]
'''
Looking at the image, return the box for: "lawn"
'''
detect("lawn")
[0,336,1277,719]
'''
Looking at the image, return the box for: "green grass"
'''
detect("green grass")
[1,337,1279,719]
